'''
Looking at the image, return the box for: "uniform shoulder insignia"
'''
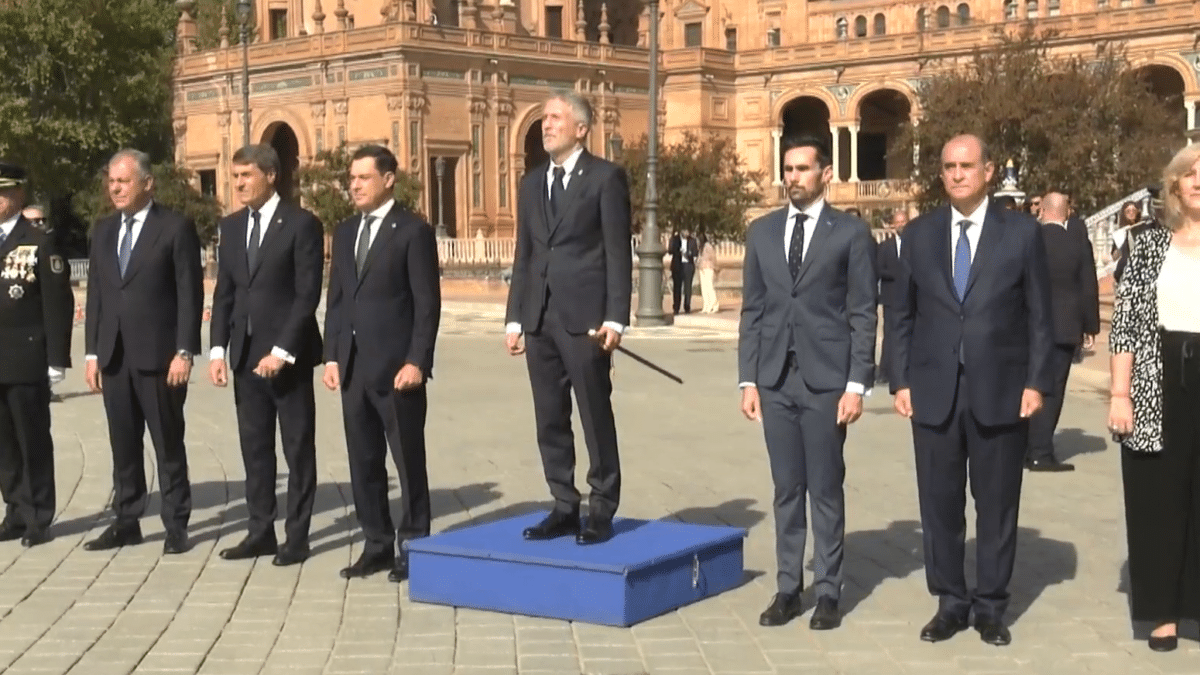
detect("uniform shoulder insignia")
[50,255,64,274]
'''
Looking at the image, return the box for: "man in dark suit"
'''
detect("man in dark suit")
[209,144,324,565]
[323,144,440,582]
[887,134,1053,646]
[0,163,72,547]
[83,149,203,555]
[1025,192,1099,472]
[505,90,632,546]
[875,209,908,385]
[738,136,876,630]
[668,229,698,314]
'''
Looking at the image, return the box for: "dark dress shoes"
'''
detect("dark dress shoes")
[83,523,143,551]
[522,511,580,541]
[809,597,841,630]
[920,613,969,642]
[340,550,394,579]
[20,529,48,548]
[0,522,24,542]
[219,536,278,561]
[1149,634,1178,652]
[1026,458,1075,472]
[272,542,310,567]
[759,593,803,627]
[576,517,614,545]
[163,531,189,555]
[975,619,1012,646]
[388,552,410,583]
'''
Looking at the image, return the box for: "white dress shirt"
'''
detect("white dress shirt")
[357,198,396,250]
[505,145,625,336]
[950,198,988,278]
[741,200,866,396]
[209,192,297,365]
[85,201,155,362]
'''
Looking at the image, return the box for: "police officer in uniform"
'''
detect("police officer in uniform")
[0,162,73,546]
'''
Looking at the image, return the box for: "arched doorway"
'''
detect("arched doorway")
[1133,65,1187,134]
[856,89,912,181]
[262,122,300,200]
[779,96,833,181]
[523,122,549,176]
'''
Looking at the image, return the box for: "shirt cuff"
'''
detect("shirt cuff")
[602,321,625,334]
[271,346,296,364]
[846,382,873,397]
[209,347,226,361]
[738,382,756,389]
[85,354,97,361]
[505,322,522,334]
[48,367,64,384]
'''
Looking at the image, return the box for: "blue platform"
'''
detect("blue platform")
[405,511,746,626]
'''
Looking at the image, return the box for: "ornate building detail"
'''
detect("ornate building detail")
[468,98,488,119]
[575,0,587,41]
[494,99,515,119]
[406,91,428,115]
[387,93,404,111]
[217,4,230,49]
[599,3,611,45]
[311,102,327,120]
[312,0,326,33]
[335,0,349,30]
[332,99,349,116]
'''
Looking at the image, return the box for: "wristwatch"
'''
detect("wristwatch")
[176,350,193,362]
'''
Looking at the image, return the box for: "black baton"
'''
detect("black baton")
[588,330,684,384]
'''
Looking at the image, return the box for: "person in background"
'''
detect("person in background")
[668,228,698,314]
[875,209,908,386]
[697,233,720,313]
[1108,143,1200,653]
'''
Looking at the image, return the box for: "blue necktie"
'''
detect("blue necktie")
[118,215,134,278]
[953,219,971,300]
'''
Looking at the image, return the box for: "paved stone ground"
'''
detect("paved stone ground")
[0,302,1186,675]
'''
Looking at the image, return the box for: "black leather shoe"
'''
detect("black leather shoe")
[83,523,143,551]
[1026,458,1075,472]
[340,550,393,579]
[522,511,580,540]
[272,542,310,567]
[219,535,277,560]
[576,517,614,545]
[760,593,803,626]
[0,522,24,542]
[809,596,841,630]
[920,613,969,642]
[20,528,48,547]
[1149,634,1178,652]
[163,531,189,555]
[388,552,409,583]
[975,619,1012,646]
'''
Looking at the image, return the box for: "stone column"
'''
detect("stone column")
[1188,100,1197,142]
[830,125,842,183]
[849,124,860,183]
[771,129,782,185]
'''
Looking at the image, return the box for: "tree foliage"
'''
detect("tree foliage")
[75,164,223,245]
[297,145,426,233]
[0,0,177,203]
[619,132,763,242]
[192,0,258,51]
[895,26,1180,214]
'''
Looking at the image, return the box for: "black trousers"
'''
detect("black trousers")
[1123,330,1200,623]
[1026,343,1077,462]
[878,304,894,382]
[0,380,55,530]
[912,367,1027,622]
[100,337,191,533]
[232,361,317,546]
[672,263,695,313]
[524,295,621,518]
[341,345,430,556]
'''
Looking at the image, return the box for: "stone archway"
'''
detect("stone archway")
[856,89,912,180]
[1132,64,1188,134]
[261,121,300,200]
[523,122,549,177]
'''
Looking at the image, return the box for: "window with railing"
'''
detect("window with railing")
[269,9,287,40]
[854,15,867,37]
[957,3,970,24]
[936,5,950,27]
[545,6,563,38]
[725,27,737,51]
[684,22,702,47]
[873,13,886,35]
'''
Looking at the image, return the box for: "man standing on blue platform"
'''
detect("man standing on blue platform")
[887,134,1053,647]
[738,135,877,630]
[504,90,632,546]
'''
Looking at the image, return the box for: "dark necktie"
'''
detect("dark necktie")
[246,210,261,271]
[118,215,135,278]
[954,219,972,300]
[787,212,807,280]
[550,166,566,217]
[355,215,375,277]
[0,229,7,247]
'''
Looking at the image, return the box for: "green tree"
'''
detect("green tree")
[0,0,177,204]
[895,26,1180,214]
[297,145,425,233]
[193,0,259,50]
[619,132,764,242]
[75,164,223,244]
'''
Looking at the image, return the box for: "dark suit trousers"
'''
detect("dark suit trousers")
[1027,344,1076,462]
[759,356,846,599]
[878,303,895,382]
[672,263,695,313]
[911,367,1026,621]
[100,336,191,532]
[341,344,430,555]
[232,360,317,546]
[524,294,621,518]
[0,381,55,530]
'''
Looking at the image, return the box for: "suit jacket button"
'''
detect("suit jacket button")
[791,290,797,298]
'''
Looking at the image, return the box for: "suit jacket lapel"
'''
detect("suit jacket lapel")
[933,206,957,304]
[549,151,592,237]
[121,204,164,286]
[761,209,791,288]
[794,204,832,288]
[250,204,287,281]
[356,206,400,290]
[963,205,1008,300]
